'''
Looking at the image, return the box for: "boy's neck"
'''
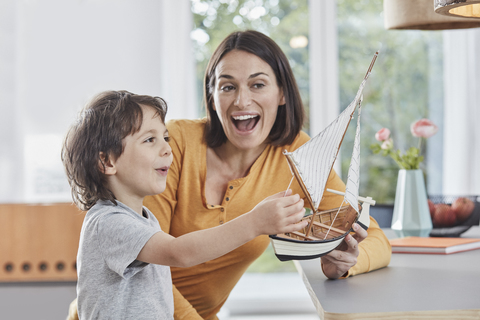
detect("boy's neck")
[115,194,145,216]
[106,179,145,216]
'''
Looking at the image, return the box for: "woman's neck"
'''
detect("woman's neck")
[205,141,267,206]
[211,141,267,179]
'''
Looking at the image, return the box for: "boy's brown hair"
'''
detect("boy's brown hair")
[61,90,168,211]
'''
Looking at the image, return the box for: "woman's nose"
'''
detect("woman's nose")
[234,87,252,109]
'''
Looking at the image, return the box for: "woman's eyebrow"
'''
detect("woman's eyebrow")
[218,74,233,80]
[218,72,270,80]
[249,72,269,79]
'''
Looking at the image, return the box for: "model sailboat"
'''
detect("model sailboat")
[269,53,378,261]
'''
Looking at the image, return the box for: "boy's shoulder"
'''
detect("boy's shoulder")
[83,201,160,237]
[85,200,137,222]
[88,199,123,214]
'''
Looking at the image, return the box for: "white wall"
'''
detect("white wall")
[0,0,195,203]
[443,28,480,196]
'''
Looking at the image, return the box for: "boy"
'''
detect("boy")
[61,90,307,319]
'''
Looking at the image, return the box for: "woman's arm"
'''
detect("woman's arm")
[318,169,392,279]
[337,217,392,278]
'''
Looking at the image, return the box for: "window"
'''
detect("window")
[337,0,444,203]
[191,0,445,207]
[190,0,447,273]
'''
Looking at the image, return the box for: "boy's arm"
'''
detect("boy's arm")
[138,190,307,268]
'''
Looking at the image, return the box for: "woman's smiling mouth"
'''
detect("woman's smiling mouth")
[232,114,259,132]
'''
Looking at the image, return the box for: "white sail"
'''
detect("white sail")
[284,78,368,212]
[344,101,362,213]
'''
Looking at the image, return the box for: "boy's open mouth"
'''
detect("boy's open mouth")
[156,166,169,175]
[232,114,259,132]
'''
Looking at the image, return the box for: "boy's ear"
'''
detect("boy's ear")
[99,152,116,176]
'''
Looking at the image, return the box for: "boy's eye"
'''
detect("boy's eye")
[145,137,155,143]
[164,136,171,143]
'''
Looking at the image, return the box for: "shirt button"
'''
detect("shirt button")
[229,186,233,189]
[221,208,224,212]
[226,197,230,201]
[219,220,224,224]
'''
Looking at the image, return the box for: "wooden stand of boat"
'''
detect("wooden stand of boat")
[287,204,361,241]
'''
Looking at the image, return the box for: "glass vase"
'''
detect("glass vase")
[391,169,432,237]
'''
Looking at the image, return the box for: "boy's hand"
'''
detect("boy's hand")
[251,189,308,236]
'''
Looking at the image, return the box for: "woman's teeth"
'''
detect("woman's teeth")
[233,115,258,120]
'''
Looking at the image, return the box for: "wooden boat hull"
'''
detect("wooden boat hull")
[269,198,372,261]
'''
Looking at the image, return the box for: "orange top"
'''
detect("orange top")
[144,118,391,320]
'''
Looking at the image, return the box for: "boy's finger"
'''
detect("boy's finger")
[284,215,308,233]
[286,208,305,224]
[283,196,304,210]
[266,189,292,200]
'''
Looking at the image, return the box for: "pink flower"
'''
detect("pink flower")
[375,128,391,141]
[381,138,393,150]
[410,119,438,138]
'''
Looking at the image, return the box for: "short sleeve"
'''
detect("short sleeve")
[96,213,160,279]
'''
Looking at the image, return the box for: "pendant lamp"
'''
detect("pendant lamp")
[384,0,480,30]
[435,0,480,18]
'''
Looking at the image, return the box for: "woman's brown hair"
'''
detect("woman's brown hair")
[61,90,168,211]
[204,30,305,148]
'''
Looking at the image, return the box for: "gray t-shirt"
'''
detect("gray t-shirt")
[77,200,173,320]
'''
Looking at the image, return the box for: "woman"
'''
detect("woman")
[68,30,391,320]
[144,30,391,319]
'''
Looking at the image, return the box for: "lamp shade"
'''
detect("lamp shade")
[435,0,480,18]
[384,0,480,30]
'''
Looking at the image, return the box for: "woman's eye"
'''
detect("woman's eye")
[253,83,265,89]
[221,85,235,92]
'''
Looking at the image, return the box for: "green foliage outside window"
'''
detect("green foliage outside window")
[337,0,443,204]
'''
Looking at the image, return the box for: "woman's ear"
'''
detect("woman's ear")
[279,89,286,106]
[99,152,116,176]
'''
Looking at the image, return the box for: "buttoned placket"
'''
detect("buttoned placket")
[219,181,241,225]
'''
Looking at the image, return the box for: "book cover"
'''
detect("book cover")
[389,236,480,254]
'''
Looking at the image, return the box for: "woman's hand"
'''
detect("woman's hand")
[320,223,367,279]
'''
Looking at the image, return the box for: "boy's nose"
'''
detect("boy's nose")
[161,141,172,157]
